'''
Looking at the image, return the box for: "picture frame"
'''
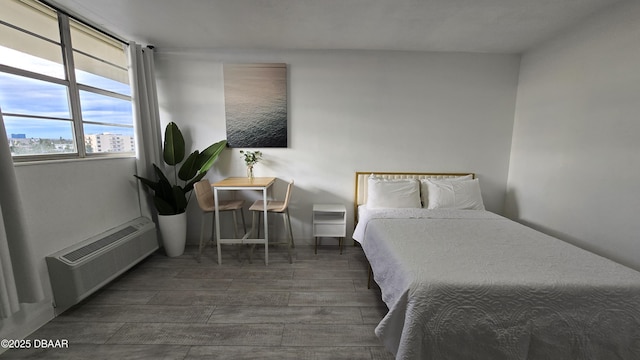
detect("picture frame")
[223,63,288,148]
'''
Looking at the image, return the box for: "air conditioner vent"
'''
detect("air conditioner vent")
[46,217,158,313]
[62,226,137,263]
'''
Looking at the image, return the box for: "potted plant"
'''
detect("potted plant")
[135,122,227,256]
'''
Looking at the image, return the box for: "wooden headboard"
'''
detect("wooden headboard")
[354,171,475,222]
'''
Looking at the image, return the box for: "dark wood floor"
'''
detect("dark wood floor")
[2,243,394,359]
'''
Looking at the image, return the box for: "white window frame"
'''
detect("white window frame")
[0,0,133,162]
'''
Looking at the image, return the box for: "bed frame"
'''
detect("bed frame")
[354,171,475,223]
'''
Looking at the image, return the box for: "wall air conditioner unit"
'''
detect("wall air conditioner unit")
[46,217,158,313]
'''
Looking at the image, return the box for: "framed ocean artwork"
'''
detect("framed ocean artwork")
[223,63,288,148]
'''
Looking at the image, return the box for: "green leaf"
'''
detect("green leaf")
[172,185,187,213]
[184,172,207,194]
[154,196,176,215]
[163,122,185,166]
[154,176,174,205]
[178,151,200,182]
[152,164,170,184]
[196,140,227,174]
[133,175,159,192]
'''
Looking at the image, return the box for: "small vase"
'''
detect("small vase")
[247,165,254,179]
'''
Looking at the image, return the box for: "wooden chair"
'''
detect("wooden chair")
[194,179,246,262]
[249,179,295,263]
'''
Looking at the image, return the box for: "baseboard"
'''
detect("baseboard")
[0,300,54,355]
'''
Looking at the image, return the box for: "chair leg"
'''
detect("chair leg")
[196,213,208,263]
[282,212,292,264]
[232,210,239,239]
[240,209,247,235]
[256,213,262,238]
[248,211,259,264]
[235,209,247,261]
[231,210,241,261]
[250,211,257,238]
[286,209,295,248]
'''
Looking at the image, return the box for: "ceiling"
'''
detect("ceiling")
[48,0,622,53]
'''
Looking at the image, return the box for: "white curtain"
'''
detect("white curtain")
[0,109,44,319]
[129,42,163,219]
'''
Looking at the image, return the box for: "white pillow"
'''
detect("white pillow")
[367,177,421,209]
[425,178,485,210]
[420,175,473,206]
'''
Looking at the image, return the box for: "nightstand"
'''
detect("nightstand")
[312,204,347,254]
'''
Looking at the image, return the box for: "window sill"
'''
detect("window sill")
[13,154,135,167]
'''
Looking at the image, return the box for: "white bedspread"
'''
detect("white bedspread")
[355,208,640,360]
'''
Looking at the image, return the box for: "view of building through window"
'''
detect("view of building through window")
[0,0,134,159]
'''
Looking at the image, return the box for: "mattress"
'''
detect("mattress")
[354,208,640,360]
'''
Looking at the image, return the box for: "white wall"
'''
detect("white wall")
[154,49,521,244]
[1,157,141,340]
[506,1,640,270]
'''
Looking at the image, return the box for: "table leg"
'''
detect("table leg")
[215,187,222,265]
[263,187,269,265]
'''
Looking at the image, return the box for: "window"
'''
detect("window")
[0,0,134,160]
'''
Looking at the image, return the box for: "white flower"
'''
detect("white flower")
[240,150,263,166]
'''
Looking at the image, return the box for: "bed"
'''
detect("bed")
[353,171,640,360]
